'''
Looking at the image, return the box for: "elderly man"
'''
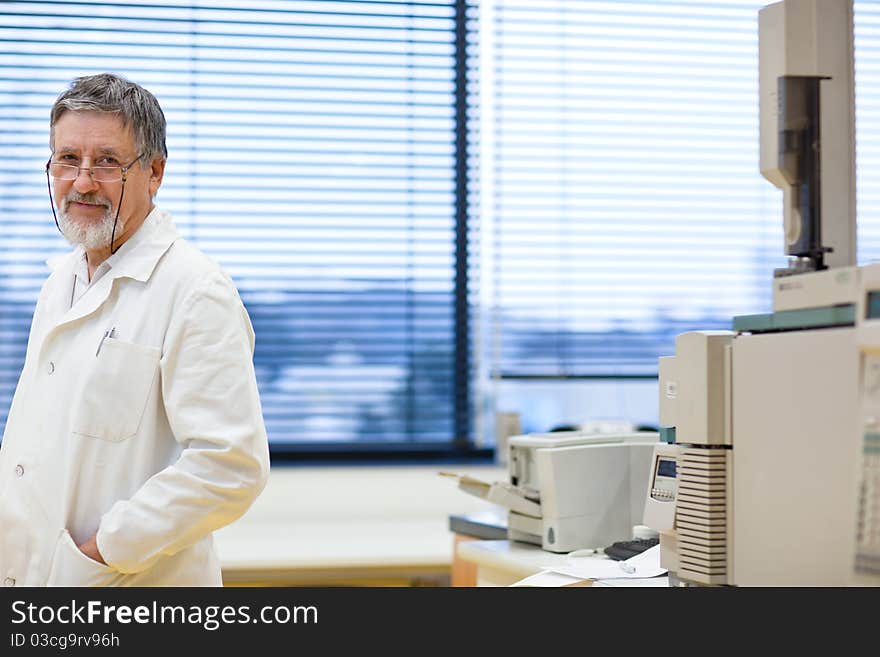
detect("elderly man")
[0,73,270,586]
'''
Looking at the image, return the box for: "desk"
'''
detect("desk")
[457,540,670,587]
[448,509,508,586]
[456,540,578,587]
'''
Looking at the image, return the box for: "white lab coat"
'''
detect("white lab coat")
[0,207,270,586]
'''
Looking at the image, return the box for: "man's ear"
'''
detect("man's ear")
[148,157,166,197]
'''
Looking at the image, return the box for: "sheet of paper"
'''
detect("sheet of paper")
[542,545,666,580]
[510,570,587,587]
[437,471,490,500]
[592,576,670,587]
[438,471,541,517]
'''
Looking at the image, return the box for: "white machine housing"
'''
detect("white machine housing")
[855,264,880,575]
[658,324,869,585]
[642,442,682,575]
[505,431,657,553]
[642,442,680,532]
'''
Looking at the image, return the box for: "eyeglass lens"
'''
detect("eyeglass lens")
[47,163,124,182]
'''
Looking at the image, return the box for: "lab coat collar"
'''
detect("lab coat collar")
[40,207,179,338]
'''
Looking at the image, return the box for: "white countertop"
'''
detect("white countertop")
[456,540,670,587]
[214,462,508,584]
[456,539,579,580]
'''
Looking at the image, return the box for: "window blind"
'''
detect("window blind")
[485,0,880,386]
[0,0,477,453]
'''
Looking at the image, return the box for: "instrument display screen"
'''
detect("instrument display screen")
[657,458,676,478]
[867,291,880,319]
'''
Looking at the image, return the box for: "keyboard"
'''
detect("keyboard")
[603,537,659,561]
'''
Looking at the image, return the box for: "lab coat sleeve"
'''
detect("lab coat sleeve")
[95,272,271,574]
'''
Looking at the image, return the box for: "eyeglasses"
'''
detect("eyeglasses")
[46,154,143,183]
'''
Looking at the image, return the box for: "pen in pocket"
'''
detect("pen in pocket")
[95,326,116,357]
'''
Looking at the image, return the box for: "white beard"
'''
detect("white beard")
[58,192,119,251]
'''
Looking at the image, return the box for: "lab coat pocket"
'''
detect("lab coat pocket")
[46,529,125,587]
[72,338,160,442]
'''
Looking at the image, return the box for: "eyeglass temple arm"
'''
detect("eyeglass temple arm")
[45,160,62,236]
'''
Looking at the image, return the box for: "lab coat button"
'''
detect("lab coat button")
[47,361,55,375]
[14,465,23,477]
[3,577,14,587]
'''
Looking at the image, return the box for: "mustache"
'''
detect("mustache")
[62,191,112,210]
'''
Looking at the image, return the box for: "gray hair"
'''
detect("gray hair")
[49,73,167,165]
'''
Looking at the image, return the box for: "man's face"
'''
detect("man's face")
[50,111,163,251]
